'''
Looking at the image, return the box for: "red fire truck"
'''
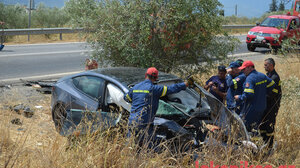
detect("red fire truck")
[246,0,300,51]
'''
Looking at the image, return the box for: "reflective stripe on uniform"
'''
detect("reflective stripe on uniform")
[256,80,267,85]
[232,79,237,90]
[259,130,267,133]
[272,88,278,93]
[126,94,132,102]
[244,88,254,93]
[267,80,275,88]
[278,80,281,86]
[161,86,167,97]
[133,90,150,93]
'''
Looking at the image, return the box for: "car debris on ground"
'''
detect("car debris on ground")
[11,118,22,125]
[10,103,35,118]
[20,79,56,94]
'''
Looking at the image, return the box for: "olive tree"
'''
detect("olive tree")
[65,0,239,73]
[32,3,70,28]
[0,3,70,29]
[0,3,27,29]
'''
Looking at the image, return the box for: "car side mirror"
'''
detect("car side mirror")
[256,22,260,26]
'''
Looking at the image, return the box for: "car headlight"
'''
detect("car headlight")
[248,31,255,35]
[271,34,280,39]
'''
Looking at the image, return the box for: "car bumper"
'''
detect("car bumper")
[246,35,281,47]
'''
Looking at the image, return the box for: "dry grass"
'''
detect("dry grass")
[225,28,249,35]
[254,58,300,166]
[0,57,299,167]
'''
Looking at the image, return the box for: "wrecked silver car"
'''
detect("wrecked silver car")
[51,67,251,148]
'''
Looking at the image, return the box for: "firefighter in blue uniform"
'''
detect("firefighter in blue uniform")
[124,67,192,146]
[260,58,282,147]
[234,61,275,132]
[204,66,227,103]
[226,61,246,114]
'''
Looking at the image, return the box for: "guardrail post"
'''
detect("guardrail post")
[60,33,62,40]
[0,35,3,44]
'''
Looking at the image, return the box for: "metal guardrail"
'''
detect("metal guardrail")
[222,25,255,29]
[2,28,84,36]
[0,25,254,41]
[1,28,84,41]
[2,25,254,36]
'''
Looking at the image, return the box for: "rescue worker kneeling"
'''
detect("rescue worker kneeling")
[124,67,192,149]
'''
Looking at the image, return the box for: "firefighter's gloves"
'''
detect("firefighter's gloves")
[185,75,195,88]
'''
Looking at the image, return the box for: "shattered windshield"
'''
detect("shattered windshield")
[156,83,249,141]
[260,17,289,29]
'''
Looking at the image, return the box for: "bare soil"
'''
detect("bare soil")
[0,84,61,150]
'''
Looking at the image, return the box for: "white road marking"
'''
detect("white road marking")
[0,50,92,58]
[6,42,86,47]
[0,71,83,83]
[228,52,262,58]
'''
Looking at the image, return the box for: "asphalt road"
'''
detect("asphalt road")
[0,35,274,84]
[232,35,271,55]
[0,42,91,83]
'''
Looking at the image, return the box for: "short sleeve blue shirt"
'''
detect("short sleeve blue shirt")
[206,75,227,102]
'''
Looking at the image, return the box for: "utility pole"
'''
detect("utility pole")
[235,4,237,16]
[27,0,34,41]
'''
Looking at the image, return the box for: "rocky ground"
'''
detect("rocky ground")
[0,83,60,150]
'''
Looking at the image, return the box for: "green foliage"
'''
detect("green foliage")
[278,29,300,59]
[0,2,70,29]
[32,3,70,28]
[260,9,293,20]
[223,15,260,25]
[64,0,97,28]
[65,0,239,72]
[278,1,285,11]
[219,9,224,16]
[0,3,27,29]
[270,0,278,12]
[222,8,293,26]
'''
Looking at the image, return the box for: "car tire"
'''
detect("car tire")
[247,43,256,52]
[53,103,67,132]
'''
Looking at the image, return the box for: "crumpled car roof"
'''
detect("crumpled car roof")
[93,67,181,87]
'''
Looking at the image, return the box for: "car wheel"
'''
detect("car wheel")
[53,103,67,132]
[247,43,256,52]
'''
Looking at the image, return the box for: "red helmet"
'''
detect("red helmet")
[238,60,254,70]
[145,67,158,79]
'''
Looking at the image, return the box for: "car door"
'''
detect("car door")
[71,75,105,110]
[69,75,105,125]
[67,75,125,135]
[100,83,131,127]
